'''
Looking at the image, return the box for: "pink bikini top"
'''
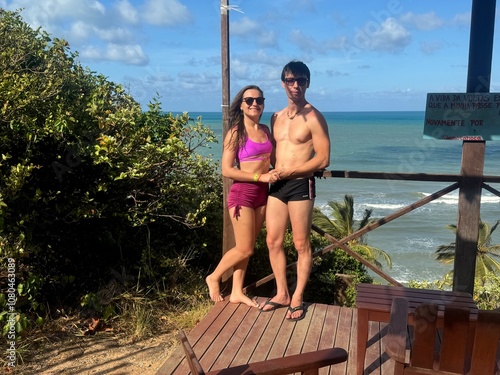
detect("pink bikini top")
[237,128,273,162]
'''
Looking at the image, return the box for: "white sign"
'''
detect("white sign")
[423,93,500,140]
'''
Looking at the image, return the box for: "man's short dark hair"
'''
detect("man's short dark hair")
[281,60,310,83]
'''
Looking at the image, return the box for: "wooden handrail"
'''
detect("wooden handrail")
[316,169,500,183]
[311,224,403,286]
[482,182,500,197]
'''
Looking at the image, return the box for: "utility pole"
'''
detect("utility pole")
[220,0,234,282]
[454,0,496,294]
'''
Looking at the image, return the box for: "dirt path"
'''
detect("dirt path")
[13,331,176,375]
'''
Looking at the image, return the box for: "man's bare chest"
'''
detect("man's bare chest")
[274,121,312,144]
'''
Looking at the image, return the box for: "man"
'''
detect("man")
[259,60,330,321]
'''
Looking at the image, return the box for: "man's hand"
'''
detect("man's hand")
[262,169,280,183]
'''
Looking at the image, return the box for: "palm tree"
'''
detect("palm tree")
[436,220,500,283]
[312,194,392,269]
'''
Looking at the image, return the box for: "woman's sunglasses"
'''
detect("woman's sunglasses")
[243,97,265,105]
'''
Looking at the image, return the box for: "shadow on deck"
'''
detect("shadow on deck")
[157,297,395,375]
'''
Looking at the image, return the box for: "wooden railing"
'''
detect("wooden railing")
[243,170,500,294]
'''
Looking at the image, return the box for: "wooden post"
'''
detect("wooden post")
[454,0,496,293]
[220,0,234,283]
[455,143,484,293]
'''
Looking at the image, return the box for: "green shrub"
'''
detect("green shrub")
[408,273,500,310]
[0,10,222,339]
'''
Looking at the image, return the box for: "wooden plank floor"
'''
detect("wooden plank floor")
[157,296,397,375]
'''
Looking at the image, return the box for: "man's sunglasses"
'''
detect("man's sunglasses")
[284,77,308,86]
[243,97,265,105]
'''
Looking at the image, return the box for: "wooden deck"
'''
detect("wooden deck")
[157,296,397,375]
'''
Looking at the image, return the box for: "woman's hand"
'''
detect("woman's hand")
[260,169,280,183]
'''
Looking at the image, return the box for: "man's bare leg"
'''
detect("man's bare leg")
[260,196,291,310]
[286,199,314,319]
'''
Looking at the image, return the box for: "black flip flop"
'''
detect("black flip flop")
[259,299,289,312]
[286,305,306,321]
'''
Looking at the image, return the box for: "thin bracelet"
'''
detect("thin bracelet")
[253,173,259,182]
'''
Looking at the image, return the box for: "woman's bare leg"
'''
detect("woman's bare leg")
[229,205,266,307]
[206,206,257,304]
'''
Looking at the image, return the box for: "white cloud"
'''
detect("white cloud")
[326,69,349,77]
[81,43,148,65]
[80,45,102,60]
[289,29,322,53]
[324,36,349,51]
[70,21,92,39]
[14,0,107,29]
[89,0,106,15]
[176,71,219,92]
[420,40,444,55]
[107,43,148,65]
[142,0,192,26]
[97,27,133,43]
[231,17,260,35]
[230,17,277,48]
[230,59,250,80]
[240,49,276,65]
[355,17,411,53]
[400,12,444,31]
[115,0,138,24]
[4,0,151,66]
[69,22,134,45]
[450,12,471,27]
[257,30,277,48]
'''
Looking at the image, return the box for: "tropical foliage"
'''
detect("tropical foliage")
[0,9,223,336]
[312,195,392,269]
[408,271,500,310]
[435,220,500,284]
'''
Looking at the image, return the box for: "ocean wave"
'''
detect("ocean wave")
[401,237,439,250]
[420,192,500,204]
[360,203,406,210]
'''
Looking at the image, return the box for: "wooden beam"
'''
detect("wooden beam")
[220,0,234,282]
[454,0,496,293]
[455,142,484,292]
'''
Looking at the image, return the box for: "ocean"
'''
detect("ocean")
[182,111,500,284]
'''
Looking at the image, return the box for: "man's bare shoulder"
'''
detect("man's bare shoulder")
[302,105,328,127]
[304,104,324,118]
[271,109,287,126]
[272,109,287,119]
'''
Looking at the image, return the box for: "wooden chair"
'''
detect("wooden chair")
[384,297,500,375]
[177,329,348,375]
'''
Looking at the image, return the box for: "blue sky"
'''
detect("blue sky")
[2,0,498,113]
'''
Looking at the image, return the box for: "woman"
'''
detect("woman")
[206,85,278,307]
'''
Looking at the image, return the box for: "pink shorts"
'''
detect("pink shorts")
[227,181,268,218]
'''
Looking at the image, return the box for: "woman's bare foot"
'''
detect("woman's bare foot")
[205,275,224,302]
[229,292,259,308]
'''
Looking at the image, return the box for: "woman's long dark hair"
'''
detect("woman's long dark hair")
[227,85,264,155]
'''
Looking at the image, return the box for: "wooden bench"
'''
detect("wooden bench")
[355,283,478,375]
[176,329,348,375]
[385,297,500,374]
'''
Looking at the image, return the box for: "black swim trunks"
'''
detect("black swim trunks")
[268,177,316,203]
